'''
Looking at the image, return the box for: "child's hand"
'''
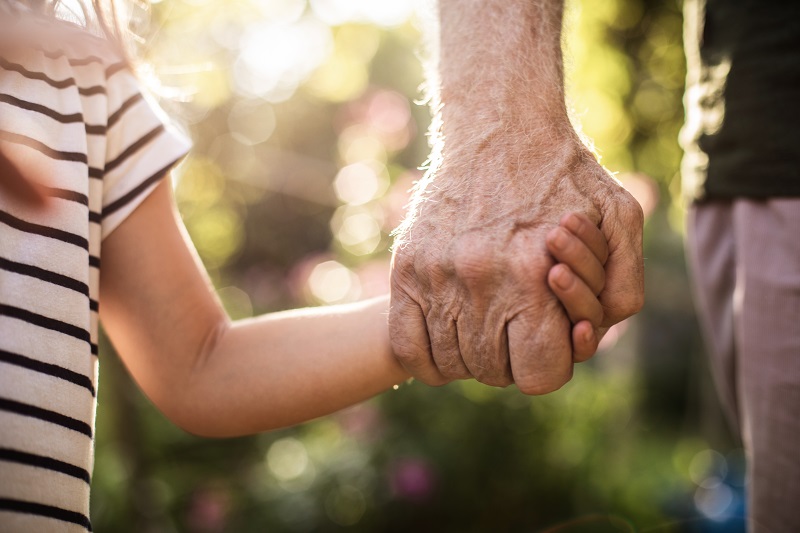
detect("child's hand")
[545,213,609,362]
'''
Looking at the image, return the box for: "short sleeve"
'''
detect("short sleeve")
[101,67,191,238]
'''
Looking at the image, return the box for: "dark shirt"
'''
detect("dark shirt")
[681,0,800,200]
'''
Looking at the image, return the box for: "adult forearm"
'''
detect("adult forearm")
[402,0,583,238]
[171,296,409,438]
[435,0,573,152]
[389,0,643,392]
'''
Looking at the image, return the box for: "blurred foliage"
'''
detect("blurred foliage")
[93,0,745,531]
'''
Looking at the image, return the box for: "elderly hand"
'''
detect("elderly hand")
[389,132,643,394]
[388,0,644,394]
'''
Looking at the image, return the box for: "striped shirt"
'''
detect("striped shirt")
[0,14,189,532]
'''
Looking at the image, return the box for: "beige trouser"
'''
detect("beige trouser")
[687,198,800,533]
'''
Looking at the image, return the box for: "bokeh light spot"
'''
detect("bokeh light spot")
[689,449,728,488]
[186,206,244,268]
[267,438,310,482]
[228,100,276,145]
[307,260,361,303]
[695,484,734,520]
[333,161,387,205]
[216,286,253,320]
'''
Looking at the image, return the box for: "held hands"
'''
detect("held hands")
[389,136,644,395]
[546,212,611,362]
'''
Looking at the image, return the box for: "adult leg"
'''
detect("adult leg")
[686,201,741,435]
[733,198,800,533]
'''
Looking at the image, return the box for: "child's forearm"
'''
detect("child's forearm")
[172,295,410,437]
[101,181,409,437]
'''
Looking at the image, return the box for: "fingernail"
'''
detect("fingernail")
[553,265,573,290]
[550,229,568,251]
[564,214,581,233]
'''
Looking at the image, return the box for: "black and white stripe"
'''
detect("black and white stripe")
[1,14,189,532]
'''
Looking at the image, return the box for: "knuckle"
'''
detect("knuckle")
[392,240,452,291]
[508,241,552,277]
[621,193,645,226]
[413,248,450,288]
[508,248,550,286]
[452,235,497,288]
[390,246,416,275]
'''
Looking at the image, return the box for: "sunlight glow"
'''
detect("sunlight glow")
[333,161,387,205]
[310,0,416,27]
[308,260,361,303]
[235,16,332,101]
[228,100,277,145]
[267,438,310,481]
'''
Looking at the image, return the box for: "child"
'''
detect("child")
[0,3,608,530]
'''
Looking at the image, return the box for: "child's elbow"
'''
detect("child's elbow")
[157,398,237,439]
[158,397,282,439]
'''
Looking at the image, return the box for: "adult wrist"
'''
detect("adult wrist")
[437,106,581,175]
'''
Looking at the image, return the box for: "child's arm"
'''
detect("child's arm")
[0,144,50,209]
[101,180,610,438]
[100,179,410,438]
[545,213,610,362]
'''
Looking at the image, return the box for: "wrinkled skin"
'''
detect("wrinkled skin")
[389,136,644,395]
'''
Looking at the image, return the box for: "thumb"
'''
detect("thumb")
[599,196,645,326]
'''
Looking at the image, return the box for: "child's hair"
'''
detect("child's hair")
[1,0,146,63]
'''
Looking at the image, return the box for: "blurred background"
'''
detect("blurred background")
[92,0,746,531]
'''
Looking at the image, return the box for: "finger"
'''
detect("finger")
[507,304,573,395]
[388,291,448,386]
[451,237,514,387]
[599,199,645,326]
[571,320,599,362]
[456,306,513,387]
[561,212,609,265]
[547,264,604,327]
[426,308,471,380]
[546,226,606,295]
